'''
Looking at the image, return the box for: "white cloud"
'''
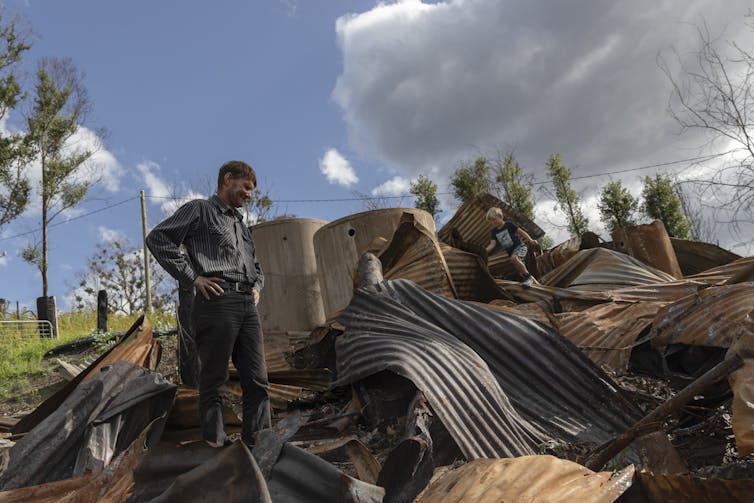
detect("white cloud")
[333,0,754,253]
[0,251,8,267]
[136,161,205,215]
[371,176,410,196]
[97,226,125,243]
[319,148,359,187]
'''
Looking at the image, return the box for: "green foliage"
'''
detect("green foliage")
[247,187,274,223]
[23,58,95,297]
[451,157,490,203]
[0,13,32,230]
[73,239,176,315]
[410,174,440,218]
[642,174,691,239]
[597,181,638,234]
[546,153,589,236]
[492,152,534,220]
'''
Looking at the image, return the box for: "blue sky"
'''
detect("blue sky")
[0,0,753,312]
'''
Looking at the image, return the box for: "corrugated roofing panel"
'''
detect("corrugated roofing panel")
[415,456,634,503]
[555,301,668,370]
[649,284,754,348]
[438,193,545,247]
[334,279,642,459]
[671,238,741,276]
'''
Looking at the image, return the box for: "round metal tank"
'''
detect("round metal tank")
[252,218,328,333]
[313,208,436,318]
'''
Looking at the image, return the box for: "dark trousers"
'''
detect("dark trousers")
[192,290,271,445]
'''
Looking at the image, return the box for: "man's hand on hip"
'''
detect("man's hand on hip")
[252,288,260,305]
[194,276,225,300]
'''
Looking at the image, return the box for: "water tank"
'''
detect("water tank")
[313,208,435,319]
[252,218,328,332]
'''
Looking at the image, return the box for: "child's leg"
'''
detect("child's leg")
[511,255,529,278]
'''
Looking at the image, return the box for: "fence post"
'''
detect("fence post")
[97,290,108,333]
[36,296,58,338]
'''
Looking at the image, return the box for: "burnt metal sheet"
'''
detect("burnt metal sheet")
[623,470,754,502]
[0,361,175,491]
[671,238,741,276]
[439,244,509,302]
[13,316,160,435]
[334,279,643,458]
[612,220,683,279]
[482,300,556,329]
[728,336,754,457]
[536,235,582,276]
[649,284,754,348]
[166,386,241,429]
[437,192,545,247]
[540,248,677,291]
[684,256,754,285]
[415,456,635,503]
[555,302,668,370]
[378,212,457,299]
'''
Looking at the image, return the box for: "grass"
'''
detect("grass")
[0,310,175,401]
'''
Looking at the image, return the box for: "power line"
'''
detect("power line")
[0,196,139,243]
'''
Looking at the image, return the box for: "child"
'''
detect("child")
[485,207,538,285]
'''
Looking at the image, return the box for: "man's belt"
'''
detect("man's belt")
[220,281,255,294]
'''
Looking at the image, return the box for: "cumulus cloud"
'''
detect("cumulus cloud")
[320,148,359,187]
[333,0,754,251]
[137,161,205,215]
[371,175,410,196]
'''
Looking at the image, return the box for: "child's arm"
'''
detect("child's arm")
[485,239,497,254]
[517,228,537,247]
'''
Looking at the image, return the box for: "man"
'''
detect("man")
[485,206,538,286]
[147,160,270,448]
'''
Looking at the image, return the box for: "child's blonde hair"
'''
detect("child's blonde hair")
[486,207,503,220]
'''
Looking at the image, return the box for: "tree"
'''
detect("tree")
[491,151,535,220]
[72,239,175,315]
[597,181,638,234]
[22,58,96,297]
[409,174,440,219]
[660,19,754,243]
[642,174,691,239]
[451,157,490,203]
[0,14,32,230]
[546,153,589,236]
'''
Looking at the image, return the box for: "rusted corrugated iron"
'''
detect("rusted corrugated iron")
[1,361,175,491]
[648,284,754,348]
[335,279,643,457]
[555,301,668,370]
[623,470,754,502]
[613,220,683,279]
[483,299,557,329]
[415,456,635,502]
[683,256,754,285]
[437,192,545,246]
[729,345,754,457]
[439,243,509,302]
[671,238,741,276]
[536,235,582,276]
[540,248,677,291]
[13,316,160,435]
[378,212,457,299]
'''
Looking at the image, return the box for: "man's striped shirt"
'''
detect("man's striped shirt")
[146,195,264,291]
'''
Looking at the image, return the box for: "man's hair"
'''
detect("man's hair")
[486,207,503,220]
[217,160,257,191]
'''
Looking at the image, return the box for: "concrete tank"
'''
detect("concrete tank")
[313,208,435,319]
[252,218,328,333]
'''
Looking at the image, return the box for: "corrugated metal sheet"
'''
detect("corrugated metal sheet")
[649,284,754,348]
[437,192,545,246]
[671,238,741,276]
[536,235,582,276]
[379,213,457,299]
[415,456,634,503]
[612,220,683,278]
[555,302,668,370]
[334,279,642,459]
[684,256,754,285]
[729,352,754,457]
[625,471,754,502]
[13,316,160,435]
[440,244,508,302]
[540,248,677,290]
[482,300,556,329]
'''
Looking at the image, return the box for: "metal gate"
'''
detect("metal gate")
[0,320,56,340]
